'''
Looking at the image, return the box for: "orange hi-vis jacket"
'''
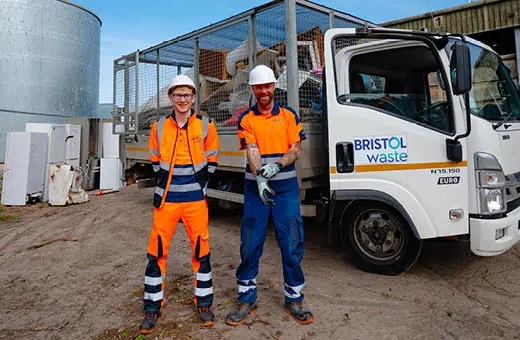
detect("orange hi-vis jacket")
[149,110,219,209]
[237,102,306,193]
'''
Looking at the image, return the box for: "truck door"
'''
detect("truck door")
[324,29,470,241]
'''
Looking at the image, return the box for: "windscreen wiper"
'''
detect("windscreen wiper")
[492,110,515,130]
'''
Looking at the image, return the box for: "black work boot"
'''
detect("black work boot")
[225,302,257,325]
[284,302,313,324]
[197,306,215,327]
[139,312,161,334]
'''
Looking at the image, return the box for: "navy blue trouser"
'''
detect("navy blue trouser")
[236,188,306,303]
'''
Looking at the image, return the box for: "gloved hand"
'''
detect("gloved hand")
[258,162,283,179]
[255,175,276,206]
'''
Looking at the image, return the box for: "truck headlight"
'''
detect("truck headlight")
[475,153,507,215]
[478,188,506,214]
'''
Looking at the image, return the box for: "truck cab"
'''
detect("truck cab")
[324,27,520,274]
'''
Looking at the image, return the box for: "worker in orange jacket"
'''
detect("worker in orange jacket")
[139,75,220,334]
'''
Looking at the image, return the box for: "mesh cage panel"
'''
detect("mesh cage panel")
[334,15,365,29]
[294,4,329,123]
[112,1,375,135]
[123,57,137,134]
[137,54,158,132]
[197,20,250,134]
[136,39,195,133]
[113,59,126,133]
[255,4,287,106]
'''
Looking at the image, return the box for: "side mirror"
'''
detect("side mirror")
[446,138,463,163]
[450,42,472,95]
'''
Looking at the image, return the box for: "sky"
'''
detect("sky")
[72,0,470,104]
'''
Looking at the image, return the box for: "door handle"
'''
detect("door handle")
[336,142,354,173]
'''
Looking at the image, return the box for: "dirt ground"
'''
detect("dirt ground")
[1,184,520,340]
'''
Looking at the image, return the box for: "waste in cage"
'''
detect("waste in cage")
[113,0,374,135]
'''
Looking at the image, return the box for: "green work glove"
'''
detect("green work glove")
[258,162,283,179]
[255,174,276,206]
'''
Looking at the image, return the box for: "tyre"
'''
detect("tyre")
[340,202,423,275]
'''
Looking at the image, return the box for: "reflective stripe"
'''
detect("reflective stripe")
[155,187,165,196]
[193,159,208,172]
[208,165,217,173]
[145,275,165,286]
[245,170,296,181]
[238,278,257,285]
[144,291,164,301]
[205,149,219,157]
[168,183,201,192]
[196,272,212,281]
[284,283,305,299]
[246,158,279,168]
[260,156,280,164]
[152,165,160,172]
[202,186,207,196]
[160,161,170,171]
[157,117,165,150]
[150,148,160,156]
[202,116,209,141]
[238,285,256,293]
[172,167,195,175]
[195,287,213,297]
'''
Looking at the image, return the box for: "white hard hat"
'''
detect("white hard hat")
[248,65,277,85]
[167,74,197,94]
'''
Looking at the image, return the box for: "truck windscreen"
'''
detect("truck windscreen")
[462,42,520,123]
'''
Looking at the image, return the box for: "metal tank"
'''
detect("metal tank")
[0,0,101,162]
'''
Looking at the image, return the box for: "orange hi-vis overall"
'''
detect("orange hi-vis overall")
[144,110,219,314]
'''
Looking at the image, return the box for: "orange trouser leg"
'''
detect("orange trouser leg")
[180,200,213,308]
[143,203,181,314]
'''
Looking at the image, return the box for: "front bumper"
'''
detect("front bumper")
[470,205,520,256]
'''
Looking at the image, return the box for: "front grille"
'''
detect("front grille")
[505,171,520,204]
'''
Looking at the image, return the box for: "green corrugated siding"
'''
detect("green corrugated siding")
[383,0,520,34]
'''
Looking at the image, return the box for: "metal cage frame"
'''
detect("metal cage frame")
[112,0,377,135]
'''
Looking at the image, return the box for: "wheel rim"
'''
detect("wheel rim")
[353,209,406,261]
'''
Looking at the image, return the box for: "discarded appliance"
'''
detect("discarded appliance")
[25,123,82,202]
[1,132,48,206]
[48,164,89,206]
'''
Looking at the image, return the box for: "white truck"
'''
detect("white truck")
[114,1,520,275]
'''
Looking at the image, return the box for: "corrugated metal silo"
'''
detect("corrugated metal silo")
[0,0,101,162]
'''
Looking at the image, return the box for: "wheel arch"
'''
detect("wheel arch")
[332,189,421,239]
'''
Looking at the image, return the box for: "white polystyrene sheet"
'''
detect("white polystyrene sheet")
[48,164,74,206]
[101,123,119,158]
[100,158,121,190]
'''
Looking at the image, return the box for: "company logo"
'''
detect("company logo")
[190,136,203,143]
[354,135,408,164]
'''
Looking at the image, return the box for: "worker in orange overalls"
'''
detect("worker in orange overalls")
[225,65,313,325]
[139,75,220,334]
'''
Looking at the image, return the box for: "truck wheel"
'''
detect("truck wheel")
[340,202,422,275]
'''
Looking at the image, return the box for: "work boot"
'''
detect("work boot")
[139,312,161,334]
[284,302,313,324]
[197,306,215,327]
[226,302,257,325]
